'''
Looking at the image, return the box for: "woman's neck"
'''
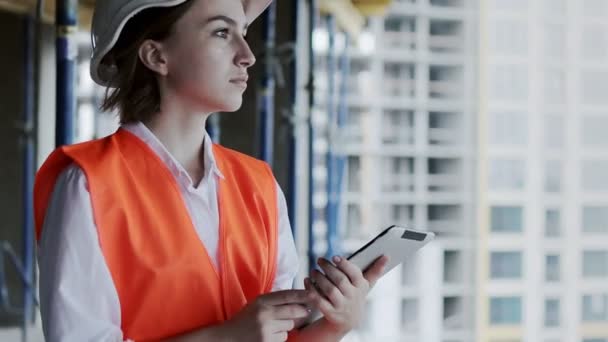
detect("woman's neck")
[144,108,211,186]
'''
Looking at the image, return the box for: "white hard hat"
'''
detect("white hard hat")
[90,0,272,86]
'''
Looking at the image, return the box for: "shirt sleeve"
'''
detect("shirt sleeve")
[38,164,130,342]
[271,181,300,291]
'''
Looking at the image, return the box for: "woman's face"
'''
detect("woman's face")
[159,0,256,113]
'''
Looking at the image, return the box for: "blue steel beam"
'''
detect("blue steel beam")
[259,1,277,165]
[21,15,36,341]
[55,0,77,147]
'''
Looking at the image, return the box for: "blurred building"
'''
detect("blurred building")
[313,0,608,341]
[313,0,478,340]
[477,0,608,342]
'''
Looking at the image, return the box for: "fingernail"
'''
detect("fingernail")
[333,256,341,263]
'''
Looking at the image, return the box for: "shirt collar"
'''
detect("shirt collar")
[121,122,225,185]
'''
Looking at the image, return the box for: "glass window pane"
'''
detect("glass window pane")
[491,251,522,279]
[490,65,528,101]
[582,116,608,147]
[582,160,608,192]
[490,19,528,55]
[489,159,525,190]
[583,251,608,278]
[544,69,566,104]
[545,209,561,237]
[546,254,561,282]
[582,71,608,105]
[583,206,608,234]
[401,298,419,330]
[544,298,560,327]
[544,23,565,58]
[489,112,527,146]
[545,160,561,193]
[490,297,522,325]
[491,206,523,232]
[584,0,608,17]
[582,294,608,322]
[545,115,564,150]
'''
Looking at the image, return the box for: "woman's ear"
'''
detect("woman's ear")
[138,40,168,76]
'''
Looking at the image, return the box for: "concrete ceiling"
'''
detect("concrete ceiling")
[0,0,393,34]
[0,0,94,29]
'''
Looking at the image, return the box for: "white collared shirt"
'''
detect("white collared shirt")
[37,122,299,342]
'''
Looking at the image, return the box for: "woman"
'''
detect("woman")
[34,0,388,341]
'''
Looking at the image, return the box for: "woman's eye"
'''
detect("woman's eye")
[214,28,229,38]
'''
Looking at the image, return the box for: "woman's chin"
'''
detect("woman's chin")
[217,97,243,113]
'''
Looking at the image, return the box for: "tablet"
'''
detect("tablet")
[347,226,435,276]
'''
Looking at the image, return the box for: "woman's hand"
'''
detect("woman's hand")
[304,255,389,334]
[215,289,314,342]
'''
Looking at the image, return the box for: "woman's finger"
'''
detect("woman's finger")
[330,256,366,287]
[304,277,334,315]
[268,319,295,333]
[272,331,288,342]
[317,258,354,296]
[310,270,345,308]
[362,255,389,288]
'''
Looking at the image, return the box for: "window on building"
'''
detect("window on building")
[488,112,527,146]
[544,0,566,13]
[546,254,561,282]
[491,0,528,12]
[444,250,463,283]
[545,209,561,237]
[382,157,415,192]
[582,294,608,322]
[345,204,362,239]
[544,69,566,104]
[347,156,361,192]
[443,296,464,329]
[490,65,528,101]
[583,206,608,233]
[544,23,565,58]
[490,297,522,325]
[545,160,562,193]
[582,71,608,105]
[584,0,608,17]
[583,251,608,278]
[401,298,419,331]
[582,24,608,60]
[491,251,522,279]
[490,19,527,55]
[582,160,608,192]
[545,115,564,150]
[583,116,608,147]
[491,206,523,232]
[544,298,560,327]
[489,159,525,190]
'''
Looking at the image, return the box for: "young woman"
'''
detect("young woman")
[34,0,388,341]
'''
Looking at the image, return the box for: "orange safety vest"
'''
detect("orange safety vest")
[34,128,280,341]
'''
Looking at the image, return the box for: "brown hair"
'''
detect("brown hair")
[100,1,195,124]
